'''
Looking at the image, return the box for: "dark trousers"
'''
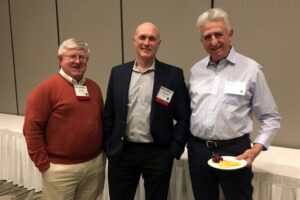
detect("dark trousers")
[187,135,253,200]
[108,141,174,200]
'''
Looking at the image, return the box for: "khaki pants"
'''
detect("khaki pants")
[42,152,106,200]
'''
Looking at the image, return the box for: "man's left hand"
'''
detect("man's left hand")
[236,143,264,166]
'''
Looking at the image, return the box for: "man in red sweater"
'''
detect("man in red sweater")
[23,38,106,200]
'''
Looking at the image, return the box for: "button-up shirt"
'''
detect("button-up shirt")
[189,48,280,148]
[126,61,155,143]
[59,68,86,85]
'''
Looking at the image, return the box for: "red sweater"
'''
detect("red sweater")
[23,73,104,172]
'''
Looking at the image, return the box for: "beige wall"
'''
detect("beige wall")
[9,0,58,115]
[0,0,17,113]
[122,0,209,80]
[57,0,122,98]
[216,0,300,148]
[0,0,299,148]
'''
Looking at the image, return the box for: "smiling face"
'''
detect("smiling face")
[133,22,161,67]
[200,20,233,64]
[58,49,88,81]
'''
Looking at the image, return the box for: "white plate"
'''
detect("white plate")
[207,156,247,170]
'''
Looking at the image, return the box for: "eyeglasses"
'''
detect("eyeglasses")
[201,32,224,42]
[62,54,88,62]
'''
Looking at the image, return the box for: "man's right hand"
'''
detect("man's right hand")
[41,169,48,177]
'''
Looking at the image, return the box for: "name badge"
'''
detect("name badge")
[155,86,174,106]
[74,85,90,100]
[224,81,246,96]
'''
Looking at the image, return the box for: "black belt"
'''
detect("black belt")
[192,134,249,149]
[124,140,155,145]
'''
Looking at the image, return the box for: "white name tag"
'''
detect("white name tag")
[224,81,246,96]
[74,85,89,97]
[155,86,174,106]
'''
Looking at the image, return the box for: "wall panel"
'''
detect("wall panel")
[122,0,211,81]
[0,0,298,148]
[216,0,300,148]
[0,0,17,114]
[10,0,58,115]
[57,0,122,97]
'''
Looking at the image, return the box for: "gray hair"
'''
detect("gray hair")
[196,8,232,32]
[58,38,90,58]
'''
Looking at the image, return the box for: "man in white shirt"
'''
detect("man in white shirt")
[188,8,281,200]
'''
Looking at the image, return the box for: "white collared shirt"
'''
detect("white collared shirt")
[189,48,281,148]
[59,68,86,85]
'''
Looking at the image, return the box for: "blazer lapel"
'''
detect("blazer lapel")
[151,61,164,124]
[121,63,133,118]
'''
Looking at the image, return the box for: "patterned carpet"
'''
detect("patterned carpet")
[0,180,41,200]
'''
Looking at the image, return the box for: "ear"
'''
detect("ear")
[199,30,204,43]
[200,37,205,45]
[229,29,234,37]
[58,55,63,64]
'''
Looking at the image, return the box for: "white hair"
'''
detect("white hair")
[58,38,90,58]
[196,8,232,32]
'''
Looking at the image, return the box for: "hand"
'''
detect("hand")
[236,143,264,166]
[41,169,48,177]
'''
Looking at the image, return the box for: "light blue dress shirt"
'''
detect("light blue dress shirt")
[188,48,280,149]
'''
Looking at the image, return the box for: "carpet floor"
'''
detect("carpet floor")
[0,180,41,200]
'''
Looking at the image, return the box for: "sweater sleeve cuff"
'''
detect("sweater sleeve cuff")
[38,161,50,173]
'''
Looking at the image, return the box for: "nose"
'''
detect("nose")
[209,35,219,46]
[143,38,150,45]
[210,34,218,42]
[74,56,82,63]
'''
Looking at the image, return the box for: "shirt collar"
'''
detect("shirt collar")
[59,68,86,85]
[133,60,156,73]
[226,47,237,65]
[206,47,236,67]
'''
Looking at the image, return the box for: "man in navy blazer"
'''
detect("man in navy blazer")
[103,22,190,200]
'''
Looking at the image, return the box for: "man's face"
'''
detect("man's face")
[200,20,233,63]
[133,22,161,64]
[58,49,88,81]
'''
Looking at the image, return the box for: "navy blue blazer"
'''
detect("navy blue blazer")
[103,60,190,163]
